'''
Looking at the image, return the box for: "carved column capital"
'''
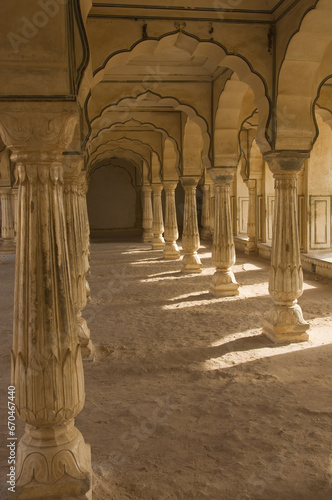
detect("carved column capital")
[0,186,12,196]
[141,184,152,194]
[208,166,237,185]
[263,151,309,176]
[63,154,84,180]
[163,180,178,192]
[0,104,78,155]
[151,183,163,196]
[180,176,200,188]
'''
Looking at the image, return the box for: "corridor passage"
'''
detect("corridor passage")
[1,241,332,499]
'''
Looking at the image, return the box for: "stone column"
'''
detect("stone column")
[0,188,15,245]
[263,152,309,343]
[141,185,154,242]
[180,176,202,273]
[244,179,257,255]
[12,187,19,238]
[209,183,215,237]
[201,184,211,240]
[163,180,180,259]
[151,183,165,249]
[78,173,91,305]
[64,160,93,358]
[0,109,92,499]
[209,168,239,296]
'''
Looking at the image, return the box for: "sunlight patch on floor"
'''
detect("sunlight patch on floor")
[303,282,318,290]
[202,327,332,370]
[130,257,166,265]
[122,248,155,255]
[148,270,182,278]
[163,294,240,309]
[142,274,201,283]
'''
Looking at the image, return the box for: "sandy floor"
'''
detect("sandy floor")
[1,240,332,499]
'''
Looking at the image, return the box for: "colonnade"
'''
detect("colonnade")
[0,108,310,499]
[141,156,309,345]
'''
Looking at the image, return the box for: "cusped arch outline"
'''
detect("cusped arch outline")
[88,90,212,168]
[88,117,180,168]
[87,31,271,152]
[276,0,332,151]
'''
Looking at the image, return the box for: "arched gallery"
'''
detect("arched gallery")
[0,1,332,499]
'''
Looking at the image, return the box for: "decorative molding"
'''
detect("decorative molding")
[0,107,78,152]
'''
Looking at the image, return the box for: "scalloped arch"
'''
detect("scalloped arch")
[89,91,211,168]
[89,138,158,172]
[88,117,180,167]
[276,0,332,151]
[92,33,269,141]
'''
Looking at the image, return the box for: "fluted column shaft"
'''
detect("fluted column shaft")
[78,174,91,304]
[163,181,180,259]
[264,152,309,343]
[244,179,257,254]
[151,183,165,249]
[141,185,154,242]
[209,183,215,236]
[0,188,15,242]
[201,184,211,240]
[0,108,92,499]
[209,168,239,296]
[180,176,202,273]
[13,188,19,238]
[64,168,93,358]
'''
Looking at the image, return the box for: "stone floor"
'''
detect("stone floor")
[1,240,332,499]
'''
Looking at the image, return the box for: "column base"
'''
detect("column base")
[76,316,94,359]
[163,242,180,260]
[200,228,212,240]
[244,241,257,255]
[181,253,202,273]
[210,269,239,297]
[151,236,165,249]
[143,230,154,242]
[263,303,310,344]
[14,420,92,500]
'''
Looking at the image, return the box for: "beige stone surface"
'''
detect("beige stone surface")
[1,241,332,499]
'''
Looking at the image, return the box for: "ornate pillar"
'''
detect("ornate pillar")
[0,108,92,499]
[151,183,165,249]
[0,187,15,245]
[209,183,215,237]
[244,179,257,254]
[201,184,211,240]
[63,159,93,358]
[180,176,202,273]
[12,187,19,238]
[141,185,154,242]
[77,173,91,306]
[209,168,239,296]
[263,152,309,343]
[163,180,180,259]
